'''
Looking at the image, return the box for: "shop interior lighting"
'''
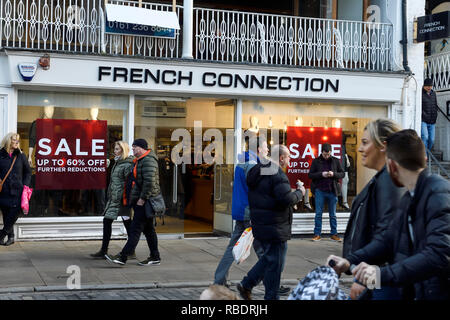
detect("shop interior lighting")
[139,96,187,102]
[333,118,341,128]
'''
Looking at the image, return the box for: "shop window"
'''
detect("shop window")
[17,91,127,217]
[242,100,388,213]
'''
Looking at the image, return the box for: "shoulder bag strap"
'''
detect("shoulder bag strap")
[0,156,17,187]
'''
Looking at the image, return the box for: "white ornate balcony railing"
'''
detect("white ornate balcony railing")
[425,52,450,91]
[0,0,182,58]
[1,1,395,72]
[194,8,394,71]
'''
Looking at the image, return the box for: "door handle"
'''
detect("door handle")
[173,163,178,204]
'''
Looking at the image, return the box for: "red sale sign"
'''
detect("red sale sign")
[286,126,342,189]
[35,119,108,190]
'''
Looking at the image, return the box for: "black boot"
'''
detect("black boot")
[0,231,6,245]
[3,235,15,246]
[90,250,107,258]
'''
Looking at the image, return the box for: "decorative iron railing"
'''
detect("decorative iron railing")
[0,0,182,58]
[425,52,450,91]
[194,8,394,71]
[1,0,394,72]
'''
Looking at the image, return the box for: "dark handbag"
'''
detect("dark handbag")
[144,193,166,226]
[149,193,166,216]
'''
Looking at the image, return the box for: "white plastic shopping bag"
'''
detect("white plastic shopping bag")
[232,227,254,264]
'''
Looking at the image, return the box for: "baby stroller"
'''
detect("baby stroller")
[288,261,370,300]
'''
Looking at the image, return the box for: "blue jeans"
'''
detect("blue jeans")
[241,240,287,300]
[371,286,402,300]
[314,189,338,236]
[214,220,263,285]
[421,122,435,151]
[120,203,159,261]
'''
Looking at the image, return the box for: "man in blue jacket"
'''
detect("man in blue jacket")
[328,130,449,300]
[213,136,267,285]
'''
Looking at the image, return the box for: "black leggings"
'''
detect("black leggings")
[0,205,21,237]
[101,217,131,253]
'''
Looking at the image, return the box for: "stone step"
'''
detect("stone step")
[429,163,450,180]
[431,150,444,161]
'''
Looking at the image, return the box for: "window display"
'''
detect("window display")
[17,91,127,217]
[242,100,388,213]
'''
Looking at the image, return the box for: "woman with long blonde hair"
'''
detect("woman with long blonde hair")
[0,132,31,246]
[328,119,405,300]
[90,141,135,258]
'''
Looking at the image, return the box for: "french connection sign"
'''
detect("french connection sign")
[98,66,339,94]
[94,63,403,102]
[6,53,404,103]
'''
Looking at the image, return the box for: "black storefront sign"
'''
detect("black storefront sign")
[416,11,450,43]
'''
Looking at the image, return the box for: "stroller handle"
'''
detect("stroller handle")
[328,259,371,300]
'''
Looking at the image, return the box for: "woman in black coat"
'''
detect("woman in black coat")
[0,132,32,246]
[341,119,405,300]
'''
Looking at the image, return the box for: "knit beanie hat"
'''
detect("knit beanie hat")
[132,138,148,150]
[424,78,433,86]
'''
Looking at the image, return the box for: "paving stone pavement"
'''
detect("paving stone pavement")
[0,283,351,300]
[0,236,353,300]
[0,285,269,300]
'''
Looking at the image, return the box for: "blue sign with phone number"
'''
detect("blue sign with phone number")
[105,20,176,39]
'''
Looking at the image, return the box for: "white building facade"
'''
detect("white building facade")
[0,0,427,240]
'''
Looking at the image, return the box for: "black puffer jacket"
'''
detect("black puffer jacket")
[422,89,438,124]
[0,148,32,208]
[342,167,405,263]
[308,155,345,196]
[246,161,303,242]
[347,170,450,300]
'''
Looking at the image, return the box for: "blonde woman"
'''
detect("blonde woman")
[0,133,31,246]
[91,141,134,258]
[328,119,405,300]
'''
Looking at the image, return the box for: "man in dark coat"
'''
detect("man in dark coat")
[308,143,345,242]
[328,130,450,300]
[421,78,439,152]
[237,145,305,300]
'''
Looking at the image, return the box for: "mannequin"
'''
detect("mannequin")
[90,107,99,121]
[248,116,259,134]
[29,105,54,166]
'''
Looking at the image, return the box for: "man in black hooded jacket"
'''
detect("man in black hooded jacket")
[328,130,449,300]
[237,145,305,300]
[421,78,439,152]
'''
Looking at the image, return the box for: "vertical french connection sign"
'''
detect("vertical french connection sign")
[35,119,107,190]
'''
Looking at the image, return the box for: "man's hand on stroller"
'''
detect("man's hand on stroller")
[353,262,378,288]
[350,282,366,300]
[326,255,350,276]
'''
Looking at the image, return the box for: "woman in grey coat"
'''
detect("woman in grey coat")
[91,141,134,258]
